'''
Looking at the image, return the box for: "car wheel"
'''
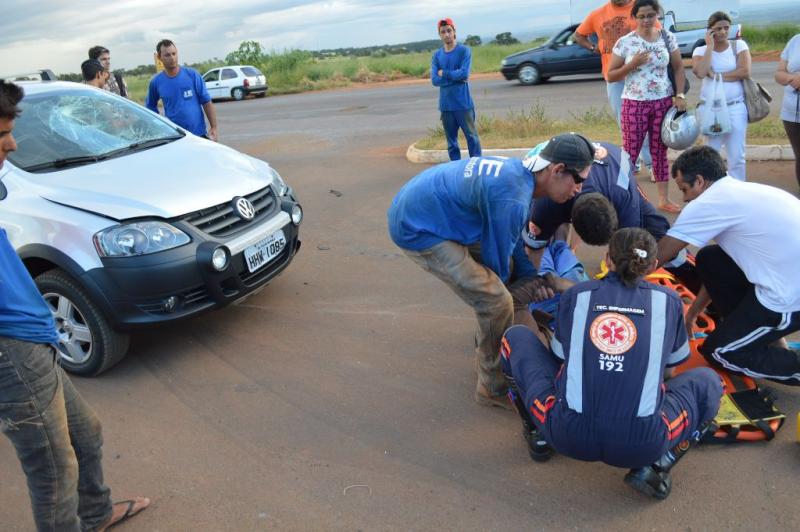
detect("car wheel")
[231,87,245,101]
[35,269,130,376]
[518,64,541,86]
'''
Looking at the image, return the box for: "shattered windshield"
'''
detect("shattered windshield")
[8,87,183,172]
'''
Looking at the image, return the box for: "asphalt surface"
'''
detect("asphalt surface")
[2,62,799,531]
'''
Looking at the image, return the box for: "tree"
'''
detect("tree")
[493,32,520,45]
[464,35,482,47]
[225,40,266,65]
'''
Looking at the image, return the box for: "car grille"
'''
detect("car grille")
[136,285,211,315]
[181,186,278,237]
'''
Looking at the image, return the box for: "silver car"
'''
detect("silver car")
[0,82,302,375]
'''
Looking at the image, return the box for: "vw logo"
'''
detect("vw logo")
[233,197,256,221]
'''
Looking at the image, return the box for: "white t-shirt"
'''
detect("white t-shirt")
[692,40,749,104]
[613,30,678,101]
[667,177,800,313]
[780,34,800,123]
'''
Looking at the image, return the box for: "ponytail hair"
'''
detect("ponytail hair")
[608,228,657,287]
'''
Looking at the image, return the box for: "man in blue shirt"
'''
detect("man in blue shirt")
[388,133,595,408]
[0,81,150,531]
[431,18,481,160]
[146,39,218,141]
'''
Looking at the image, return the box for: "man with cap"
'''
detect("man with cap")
[431,18,481,160]
[388,133,594,408]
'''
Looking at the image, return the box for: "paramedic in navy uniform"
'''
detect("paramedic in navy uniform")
[501,228,722,499]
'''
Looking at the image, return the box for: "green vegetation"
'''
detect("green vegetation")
[414,104,789,150]
[743,23,800,53]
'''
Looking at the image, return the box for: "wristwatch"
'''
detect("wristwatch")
[590,44,596,53]
[675,93,686,99]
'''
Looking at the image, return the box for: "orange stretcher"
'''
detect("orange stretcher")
[645,269,786,442]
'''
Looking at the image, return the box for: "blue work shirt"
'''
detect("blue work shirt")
[0,229,59,346]
[431,44,475,112]
[388,157,535,283]
[146,67,211,136]
[530,143,669,241]
[551,273,689,420]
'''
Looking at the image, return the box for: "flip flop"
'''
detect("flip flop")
[97,497,150,532]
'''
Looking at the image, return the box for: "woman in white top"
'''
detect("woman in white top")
[692,11,752,181]
[607,0,687,213]
[775,33,800,188]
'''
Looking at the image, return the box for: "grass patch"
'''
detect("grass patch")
[742,23,800,53]
[414,105,788,150]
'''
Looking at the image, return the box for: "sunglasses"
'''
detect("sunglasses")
[563,167,587,184]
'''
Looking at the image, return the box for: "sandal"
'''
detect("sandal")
[97,497,151,532]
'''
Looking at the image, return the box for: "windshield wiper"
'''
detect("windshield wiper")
[23,155,103,172]
[100,136,184,159]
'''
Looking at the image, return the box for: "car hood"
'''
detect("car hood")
[505,45,547,62]
[23,136,274,221]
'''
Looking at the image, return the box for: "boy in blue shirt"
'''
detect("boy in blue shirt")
[0,80,150,531]
[388,133,594,408]
[146,39,218,141]
[431,18,481,160]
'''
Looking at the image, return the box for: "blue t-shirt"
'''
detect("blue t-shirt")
[388,156,535,283]
[146,67,211,136]
[0,229,59,345]
[431,44,475,112]
[529,143,669,241]
[551,273,689,419]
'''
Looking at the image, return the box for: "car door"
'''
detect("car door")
[542,26,580,75]
[203,69,222,98]
[220,68,239,98]
[573,34,601,75]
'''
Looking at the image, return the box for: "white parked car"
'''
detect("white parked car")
[202,65,268,101]
[0,82,302,375]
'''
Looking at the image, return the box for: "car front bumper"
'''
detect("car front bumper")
[500,66,518,80]
[82,200,301,330]
[245,84,268,94]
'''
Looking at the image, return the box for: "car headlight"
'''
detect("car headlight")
[268,166,288,196]
[501,59,507,66]
[94,221,190,257]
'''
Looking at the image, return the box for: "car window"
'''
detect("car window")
[203,70,220,82]
[221,69,237,80]
[8,88,182,171]
[554,29,574,45]
[241,67,262,77]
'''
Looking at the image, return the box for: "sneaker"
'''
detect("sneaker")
[475,382,513,410]
[523,426,554,462]
[624,466,672,500]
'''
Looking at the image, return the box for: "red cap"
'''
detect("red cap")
[437,18,455,30]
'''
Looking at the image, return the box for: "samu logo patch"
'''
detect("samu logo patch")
[182,89,194,99]
[589,312,637,355]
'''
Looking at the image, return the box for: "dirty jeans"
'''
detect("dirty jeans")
[0,337,112,531]
[403,241,511,395]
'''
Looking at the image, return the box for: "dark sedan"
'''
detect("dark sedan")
[501,24,601,85]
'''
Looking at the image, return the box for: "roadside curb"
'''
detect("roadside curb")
[406,143,796,164]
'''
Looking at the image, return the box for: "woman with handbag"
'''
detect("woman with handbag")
[692,12,752,181]
[608,0,687,213]
[775,33,800,188]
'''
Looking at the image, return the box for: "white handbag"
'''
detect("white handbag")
[700,73,732,136]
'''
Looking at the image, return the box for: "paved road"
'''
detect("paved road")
[2,63,798,531]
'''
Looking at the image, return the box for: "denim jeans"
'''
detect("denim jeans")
[403,241,511,395]
[0,337,111,531]
[607,80,652,168]
[441,109,482,161]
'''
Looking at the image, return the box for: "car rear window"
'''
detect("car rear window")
[241,67,262,77]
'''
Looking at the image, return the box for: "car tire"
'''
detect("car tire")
[231,87,245,101]
[35,269,130,376]
[517,64,541,86]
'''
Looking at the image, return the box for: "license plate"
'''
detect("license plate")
[244,229,286,273]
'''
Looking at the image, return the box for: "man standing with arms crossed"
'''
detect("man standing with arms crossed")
[146,39,218,141]
[431,18,481,161]
[575,0,654,177]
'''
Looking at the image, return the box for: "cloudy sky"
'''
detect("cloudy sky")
[0,0,789,75]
